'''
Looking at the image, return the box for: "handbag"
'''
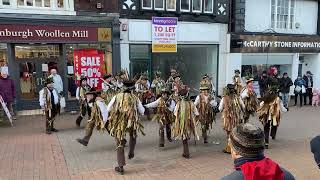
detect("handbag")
[302,86,306,94]
[60,97,66,108]
[294,86,302,93]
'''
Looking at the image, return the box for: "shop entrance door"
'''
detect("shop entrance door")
[13,44,61,110]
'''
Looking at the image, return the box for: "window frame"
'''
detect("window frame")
[141,0,153,10]
[271,0,295,30]
[154,0,165,10]
[166,0,176,12]
[203,0,214,14]
[192,0,202,13]
[180,0,191,12]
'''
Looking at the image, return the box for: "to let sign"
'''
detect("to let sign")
[152,17,177,53]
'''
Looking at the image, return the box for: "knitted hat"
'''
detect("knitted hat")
[310,136,320,169]
[230,123,265,157]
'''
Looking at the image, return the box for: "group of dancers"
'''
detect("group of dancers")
[39,68,288,175]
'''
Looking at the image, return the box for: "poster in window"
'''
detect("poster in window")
[152,17,178,53]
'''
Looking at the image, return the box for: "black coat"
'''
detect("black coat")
[303,75,313,88]
[280,77,293,93]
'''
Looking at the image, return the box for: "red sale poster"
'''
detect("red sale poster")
[74,49,105,90]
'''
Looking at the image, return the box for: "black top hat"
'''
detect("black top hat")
[234,69,240,74]
[85,88,101,96]
[173,73,181,79]
[178,88,189,97]
[80,77,87,83]
[123,80,135,89]
[103,74,112,80]
[45,77,54,85]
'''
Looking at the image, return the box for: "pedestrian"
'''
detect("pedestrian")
[106,80,145,175]
[257,86,287,149]
[219,84,245,154]
[49,68,63,95]
[303,71,313,105]
[266,66,280,87]
[75,77,92,127]
[0,68,16,120]
[279,72,293,109]
[39,77,59,134]
[194,81,217,144]
[221,123,295,180]
[172,88,199,158]
[77,90,108,146]
[310,135,320,169]
[258,71,268,98]
[241,77,258,123]
[144,88,175,147]
[293,76,306,107]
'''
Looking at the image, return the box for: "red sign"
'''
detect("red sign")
[0,24,111,42]
[74,49,105,90]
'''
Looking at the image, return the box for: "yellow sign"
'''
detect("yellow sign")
[98,28,112,42]
[152,44,177,53]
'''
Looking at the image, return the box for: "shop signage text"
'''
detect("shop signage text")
[152,17,177,53]
[74,49,105,89]
[231,34,320,53]
[0,24,111,42]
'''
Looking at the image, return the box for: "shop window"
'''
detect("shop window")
[142,0,152,10]
[204,0,213,13]
[15,45,60,59]
[192,0,202,13]
[2,0,10,5]
[271,0,295,29]
[180,0,190,12]
[129,45,151,78]
[166,0,176,11]
[154,0,164,10]
[0,44,8,71]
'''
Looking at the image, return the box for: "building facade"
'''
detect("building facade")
[119,0,230,95]
[229,0,320,92]
[0,0,120,111]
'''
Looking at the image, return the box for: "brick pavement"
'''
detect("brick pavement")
[0,106,319,180]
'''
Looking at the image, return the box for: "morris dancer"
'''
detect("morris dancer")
[151,71,166,98]
[75,77,91,127]
[233,69,243,95]
[241,77,258,123]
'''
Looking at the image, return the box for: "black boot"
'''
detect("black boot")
[76,116,82,127]
[115,166,124,175]
[51,128,59,132]
[77,138,88,146]
[128,153,134,159]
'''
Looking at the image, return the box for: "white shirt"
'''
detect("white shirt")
[174,101,199,117]
[194,95,217,107]
[219,97,245,112]
[241,88,249,99]
[96,99,108,123]
[49,74,63,94]
[259,99,287,113]
[145,98,176,112]
[39,88,59,108]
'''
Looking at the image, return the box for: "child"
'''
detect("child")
[312,88,320,107]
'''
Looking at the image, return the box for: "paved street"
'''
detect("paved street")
[0,107,319,180]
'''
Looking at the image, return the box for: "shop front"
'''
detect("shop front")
[230,33,320,90]
[0,15,119,111]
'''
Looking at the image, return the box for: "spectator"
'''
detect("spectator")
[0,68,16,120]
[266,67,280,87]
[294,76,306,107]
[49,68,63,95]
[310,136,320,169]
[279,72,293,108]
[303,71,313,105]
[258,71,268,97]
[221,123,295,180]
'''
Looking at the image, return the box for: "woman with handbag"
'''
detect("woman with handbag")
[294,76,306,107]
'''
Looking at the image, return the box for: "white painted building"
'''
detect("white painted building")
[229,0,320,93]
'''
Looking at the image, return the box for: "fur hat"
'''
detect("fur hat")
[310,136,320,169]
[230,123,265,157]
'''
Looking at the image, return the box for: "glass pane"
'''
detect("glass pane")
[130,61,149,78]
[142,0,152,8]
[44,0,50,7]
[27,0,33,6]
[18,0,24,6]
[204,0,213,12]
[35,0,42,7]
[57,0,64,8]
[0,44,7,70]
[181,0,190,11]
[166,0,176,10]
[154,0,164,9]
[130,45,150,59]
[15,45,60,59]
[2,0,10,5]
[192,0,201,11]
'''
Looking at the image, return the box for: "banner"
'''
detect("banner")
[74,49,105,89]
[152,17,177,53]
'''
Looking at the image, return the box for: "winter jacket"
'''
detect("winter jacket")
[303,75,313,88]
[221,155,295,180]
[0,77,16,103]
[294,79,306,94]
[266,75,280,87]
[280,77,293,93]
[258,76,268,94]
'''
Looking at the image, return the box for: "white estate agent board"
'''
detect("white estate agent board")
[152,17,178,53]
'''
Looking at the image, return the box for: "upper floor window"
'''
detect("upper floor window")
[204,0,213,13]
[166,0,176,11]
[154,0,164,10]
[271,0,295,29]
[192,0,202,12]
[180,0,190,12]
[142,0,152,10]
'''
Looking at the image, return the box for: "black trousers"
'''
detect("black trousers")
[295,94,303,106]
[76,104,91,124]
[304,88,313,105]
[264,121,278,144]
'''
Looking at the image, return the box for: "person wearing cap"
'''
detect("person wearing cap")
[151,71,166,98]
[172,88,199,159]
[219,84,245,154]
[279,72,293,109]
[257,86,287,149]
[221,123,295,180]
[75,77,92,127]
[194,81,217,144]
[233,69,243,95]
[39,77,60,134]
[106,80,145,175]
[303,71,313,105]
[241,77,258,123]
[77,89,108,146]
[145,88,175,147]
[310,135,320,169]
